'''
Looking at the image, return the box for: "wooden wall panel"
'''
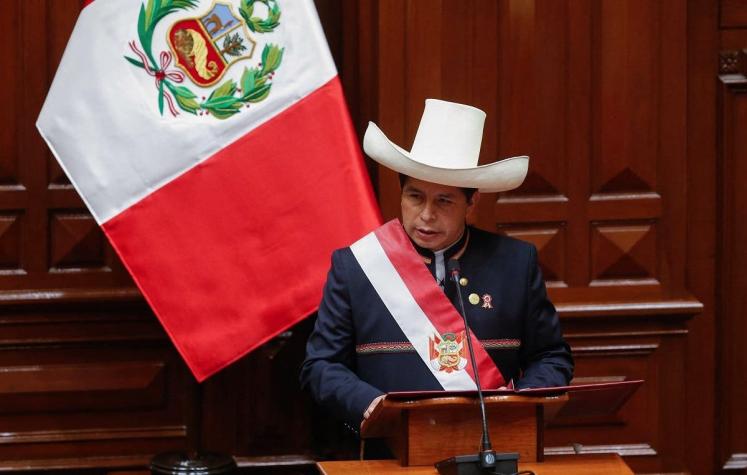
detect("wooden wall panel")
[718,52,747,473]
[684,1,718,473]
[594,0,659,195]
[552,315,691,473]
[721,0,747,28]
[372,0,689,302]
[4,0,134,292]
[718,1,747,472]
[0,304,195,466]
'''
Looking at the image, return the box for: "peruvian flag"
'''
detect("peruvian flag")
[37,0,381,381]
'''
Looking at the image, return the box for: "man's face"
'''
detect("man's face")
[401,177,478,251]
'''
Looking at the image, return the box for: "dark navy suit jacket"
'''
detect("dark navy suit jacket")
[300,226,573,426]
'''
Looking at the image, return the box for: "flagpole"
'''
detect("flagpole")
[190,375,204,454]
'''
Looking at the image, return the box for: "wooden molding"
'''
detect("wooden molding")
[571,343,659,357]
[0,361,163,394]
[565,329,688,339]
[723,453,747,470]
[0,453,318,473]
[0,426,185,445]
[0,288,143,307]
[545,443,656,457]
[0,455,151,471]
[718,59,747,475]
[0,313,166,347]
[719,50,745,75]
[234,454,319,468]
[556,298,703,318]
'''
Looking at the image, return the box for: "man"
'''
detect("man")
[300,99,573,428]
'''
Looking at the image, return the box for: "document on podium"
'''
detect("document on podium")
[385,379,644,419]
[362,380,643,439]
[387,379,642,398]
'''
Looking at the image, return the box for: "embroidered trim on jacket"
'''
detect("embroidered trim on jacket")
[481,339,521,349]
[356,342,416,354]
[356,339,521,355]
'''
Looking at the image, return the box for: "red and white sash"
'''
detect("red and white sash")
[350,219,506,390]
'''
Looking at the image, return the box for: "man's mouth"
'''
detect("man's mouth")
[415,228,439,237]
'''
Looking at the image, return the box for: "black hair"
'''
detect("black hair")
[398,174,477,202]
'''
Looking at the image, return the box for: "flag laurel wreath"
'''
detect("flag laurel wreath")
[124,0,284,119]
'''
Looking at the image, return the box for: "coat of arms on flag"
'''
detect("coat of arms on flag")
[429,332,468,373]
[125,0,283,119]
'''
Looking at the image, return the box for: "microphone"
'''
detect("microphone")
[447,259,495,466]
[434,259,519,475]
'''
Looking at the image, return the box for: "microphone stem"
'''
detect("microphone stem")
[452,271,492,452]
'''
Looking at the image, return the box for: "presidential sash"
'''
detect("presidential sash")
[350,219,506,390]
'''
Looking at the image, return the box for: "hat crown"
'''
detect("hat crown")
[410,99,486,169]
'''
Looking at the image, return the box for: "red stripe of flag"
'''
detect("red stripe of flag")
[103,77,381,381]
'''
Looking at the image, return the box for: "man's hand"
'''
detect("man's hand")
[362,395,385,424]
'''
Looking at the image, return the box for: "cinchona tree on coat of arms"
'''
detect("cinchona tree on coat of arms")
[125,0,284,119]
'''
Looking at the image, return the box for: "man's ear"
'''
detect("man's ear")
[467,191,480,213]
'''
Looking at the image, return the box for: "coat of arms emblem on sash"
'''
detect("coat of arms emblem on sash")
[125,0,284,119]
[429,332,468,373]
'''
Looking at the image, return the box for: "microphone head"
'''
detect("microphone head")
[447,259,461,275]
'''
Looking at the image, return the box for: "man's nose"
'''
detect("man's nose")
[419,202,436,221]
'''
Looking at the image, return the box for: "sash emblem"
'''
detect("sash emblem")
[429,332,468,373]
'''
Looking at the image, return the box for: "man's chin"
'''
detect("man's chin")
[412,236,444,251]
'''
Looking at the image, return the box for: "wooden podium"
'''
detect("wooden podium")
[361,393,567,466]
[358,381,643,469]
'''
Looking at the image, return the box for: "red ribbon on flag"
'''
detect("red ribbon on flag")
[128,41,184,116]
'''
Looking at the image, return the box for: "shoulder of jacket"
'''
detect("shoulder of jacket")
[330,246,357,266]
[469,226,535,254]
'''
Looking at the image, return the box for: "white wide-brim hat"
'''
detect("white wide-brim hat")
[363,99,528,193]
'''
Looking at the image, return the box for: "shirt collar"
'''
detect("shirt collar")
[410,226,470,263]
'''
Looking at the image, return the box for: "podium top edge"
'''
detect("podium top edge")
[382,393,569,408]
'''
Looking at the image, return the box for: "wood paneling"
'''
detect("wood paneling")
[685,3,719,475]
[0,313,194,463]
[717,3,747,473]
[369,0,689,304]
[4,0,132,292]
[501,225,566,286]
[720,0,747,28]
[551,315,691,473]
[718,59,747,473]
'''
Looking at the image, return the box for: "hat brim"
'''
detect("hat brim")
[363,122,528,193]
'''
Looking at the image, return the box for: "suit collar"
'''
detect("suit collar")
[410,226,470,264]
